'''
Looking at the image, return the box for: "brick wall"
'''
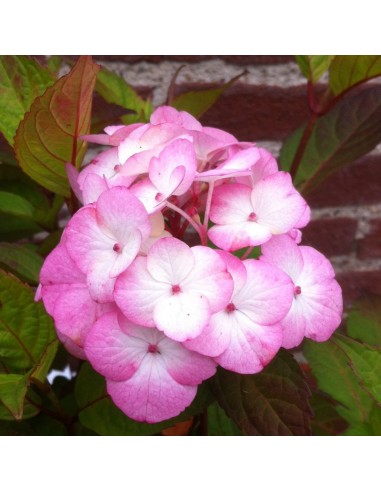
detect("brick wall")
[93,55,381,308]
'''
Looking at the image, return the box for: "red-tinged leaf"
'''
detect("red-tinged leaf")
[14,56,100,196]
[296,55,334,83]
[210,350,312,435]
[0,56,54,146]
[280,86,381,194]
[329,55,381,96]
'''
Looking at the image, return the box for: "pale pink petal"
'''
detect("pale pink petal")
[149,139,196,196]
[294,204,311,228]
[87,265,116,303]
[107,357,197,423]
[202,127,238,145]
[149,212,165,236]
[252,172,308,234]
[114,256,170,327]
[96,187,151,245]
[299,246,336,283]
[183,310,232,357]
[81,173,109,204]
[109,123,145,145]
[182,246,233,312]
[66,163,83,202]
[150,106,203,131]
[208,221,272,250]
[130,178,165,213]
[217,251,247,296]
[210,183,253,225]
[78,148,120,188]
[146,237,195,284]
[65,207,116,274]
[154,291,211,341]
[260,234,304,282]
[234,260,294,325]
[215,311,282,374]
[140,231,172,256]
[159,336,216,385]
[84,311,146,382]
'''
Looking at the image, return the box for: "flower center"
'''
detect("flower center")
[294,285,302,295]
[155,192,164,202]
[172,284,181,294]
[226,302,236,313]
[248,212,257,221]
[113,164,122,173]
[113,243,122,253]
[148,344,159,354]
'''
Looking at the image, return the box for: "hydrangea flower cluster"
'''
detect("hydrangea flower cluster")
[36,106,343,423]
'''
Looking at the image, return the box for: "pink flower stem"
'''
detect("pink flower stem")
[165,201,204,242]
[241,246,254,260]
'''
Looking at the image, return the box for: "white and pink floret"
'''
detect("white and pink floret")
[36,106,343,423]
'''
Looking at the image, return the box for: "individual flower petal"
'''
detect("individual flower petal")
[154,290,211,341]
[252,172,308,234]
[107,359,197,423]
[214,312,283,374]
[84,310,147,382]
[150,106,203,131]
[149,138,197,196]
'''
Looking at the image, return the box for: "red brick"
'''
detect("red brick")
[308,155,381,208]
[92,55,295,65]
[302,218,358,257]
[337,270,381,306]
[357,219,381,260]
[192,83,316,141]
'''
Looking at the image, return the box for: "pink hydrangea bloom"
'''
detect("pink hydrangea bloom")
[260,235,343,348]
[84,310,216,423]
[36,105,343,424]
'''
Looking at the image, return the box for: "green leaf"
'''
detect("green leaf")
[0,191,34,218]
[309,392,347,436]
[172,72,245,118]
[75,363,214,436]
[207,402,243,435]
[0,243,43,284]
[96,67,152,123]
[0,373,29,419]
[0,270,55,372]
[210,350,312,435]
[280,86,381,194]
[344,403,381,436]
[14,56,100,197]
[296,55,334,83]
[304,338,374,424]
[0,56,54,146]
[334,334,381,404]
[29,340,59,383]
[347,296,381,347]
[329,55,381,96]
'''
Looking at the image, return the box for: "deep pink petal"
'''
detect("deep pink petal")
[107,356,197,423]
[84,311,146,382]
[210,183,253,225]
